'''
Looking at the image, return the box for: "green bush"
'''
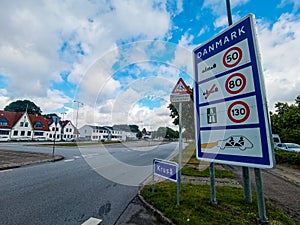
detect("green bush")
[275,150,300,165]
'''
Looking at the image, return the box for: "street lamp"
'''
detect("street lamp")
[74,100,84,140]
[52,115,60,157]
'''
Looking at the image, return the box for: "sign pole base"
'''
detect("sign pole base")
[209,162,217,205]
[242,166,252,203]
[254,168,269,224]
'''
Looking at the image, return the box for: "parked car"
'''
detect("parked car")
[0,136,10,142]
[272,134,281,147]
[32,136,47,141]
[275,143,300,153]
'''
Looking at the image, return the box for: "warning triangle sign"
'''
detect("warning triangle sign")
[172,78,190,94]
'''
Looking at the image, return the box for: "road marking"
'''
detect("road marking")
[0,169,13,173]
[74,156,81,159]
[81,217,102,225]
[64,159,75,162]
[82,153,99,158]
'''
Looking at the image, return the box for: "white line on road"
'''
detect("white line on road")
[64,159,75,162]
[0,169,13,173]
[74,156,81,159]
[82,153,99,158]
[81,217,102,225]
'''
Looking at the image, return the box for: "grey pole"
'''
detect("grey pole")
[177,102,182,206]
[152,160,155,194]
[254,168,269,224]
[242,167,252,203]
[209,162,217,204]
[225,0,252,203]
[226,0,233,26]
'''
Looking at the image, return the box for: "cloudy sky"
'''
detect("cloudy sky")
[0,0,299,130]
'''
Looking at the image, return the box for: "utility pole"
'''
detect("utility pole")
[61,112,66,121]
[74,100,84,139]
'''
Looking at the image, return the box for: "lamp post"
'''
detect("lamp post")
[52,115,60,157]
[74,100,84,140]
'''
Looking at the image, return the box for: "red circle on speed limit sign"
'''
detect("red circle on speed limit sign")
[228,101,250,123]
[223,47,242,68]
[225,73,246,94]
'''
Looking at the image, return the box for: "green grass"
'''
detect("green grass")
[141,182,295,225]
[181,166,236,179]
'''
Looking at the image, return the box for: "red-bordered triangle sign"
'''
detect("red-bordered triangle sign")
[172,78,190,94]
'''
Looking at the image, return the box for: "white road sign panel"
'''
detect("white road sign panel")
[170,94,190,103]
[193,14,274,168]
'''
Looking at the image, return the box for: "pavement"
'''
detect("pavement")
[0,149,63,170]
[1,149,300,225]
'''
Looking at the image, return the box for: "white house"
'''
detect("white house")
[48,120,62,141]
[0,110,77,142]
[79,125,124,142]
[10,112,33,141]
[60,120,76,141]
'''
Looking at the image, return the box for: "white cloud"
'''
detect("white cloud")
[278,0,300,12]
[0,0,172,115]
[257,13,300,109]
[202,0,249,17]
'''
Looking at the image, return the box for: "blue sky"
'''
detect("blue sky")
[0,0,299,130]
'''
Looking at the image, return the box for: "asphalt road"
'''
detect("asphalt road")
[0,141,179,225]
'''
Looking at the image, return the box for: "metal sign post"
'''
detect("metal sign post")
[177,102,182,206]
[226,0,252,204]
[170,78,191,206]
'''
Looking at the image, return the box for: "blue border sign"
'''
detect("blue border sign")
[193,14,275,168]
[153,159,178,182]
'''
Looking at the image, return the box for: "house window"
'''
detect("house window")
[52,127,55,131]
[34,121,42,128]
[66,128,69,132]
[34,132,43,136]
[0,117,8,126]
[13,130,18,136]
[20,131,25,136]
[20,122,24,127]
[69,129,72,133]
[0,130,9,135]
[25,122,29,127]
[27,131,31,136]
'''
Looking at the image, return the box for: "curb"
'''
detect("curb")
[0,155,64,171]
[137,190,175,225]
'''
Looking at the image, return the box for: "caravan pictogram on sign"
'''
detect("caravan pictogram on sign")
[172,78,190,94]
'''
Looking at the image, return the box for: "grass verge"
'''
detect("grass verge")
[141,182,295,225]
[181,166,236,179]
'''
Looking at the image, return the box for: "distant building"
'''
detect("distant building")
[78,125,124,142]
[60,120,76,141]
[0,110,77,141]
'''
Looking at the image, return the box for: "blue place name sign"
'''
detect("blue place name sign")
[153,159,178,182]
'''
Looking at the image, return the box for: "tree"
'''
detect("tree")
[152,127,179,139]
[270,95,300,144]
[129,125,139,133]
[4,99,42,115]
[136,131,143,139]
[168,87,194,140]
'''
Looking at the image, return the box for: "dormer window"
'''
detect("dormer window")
[0,117,8,126]
[34,121,43,128]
